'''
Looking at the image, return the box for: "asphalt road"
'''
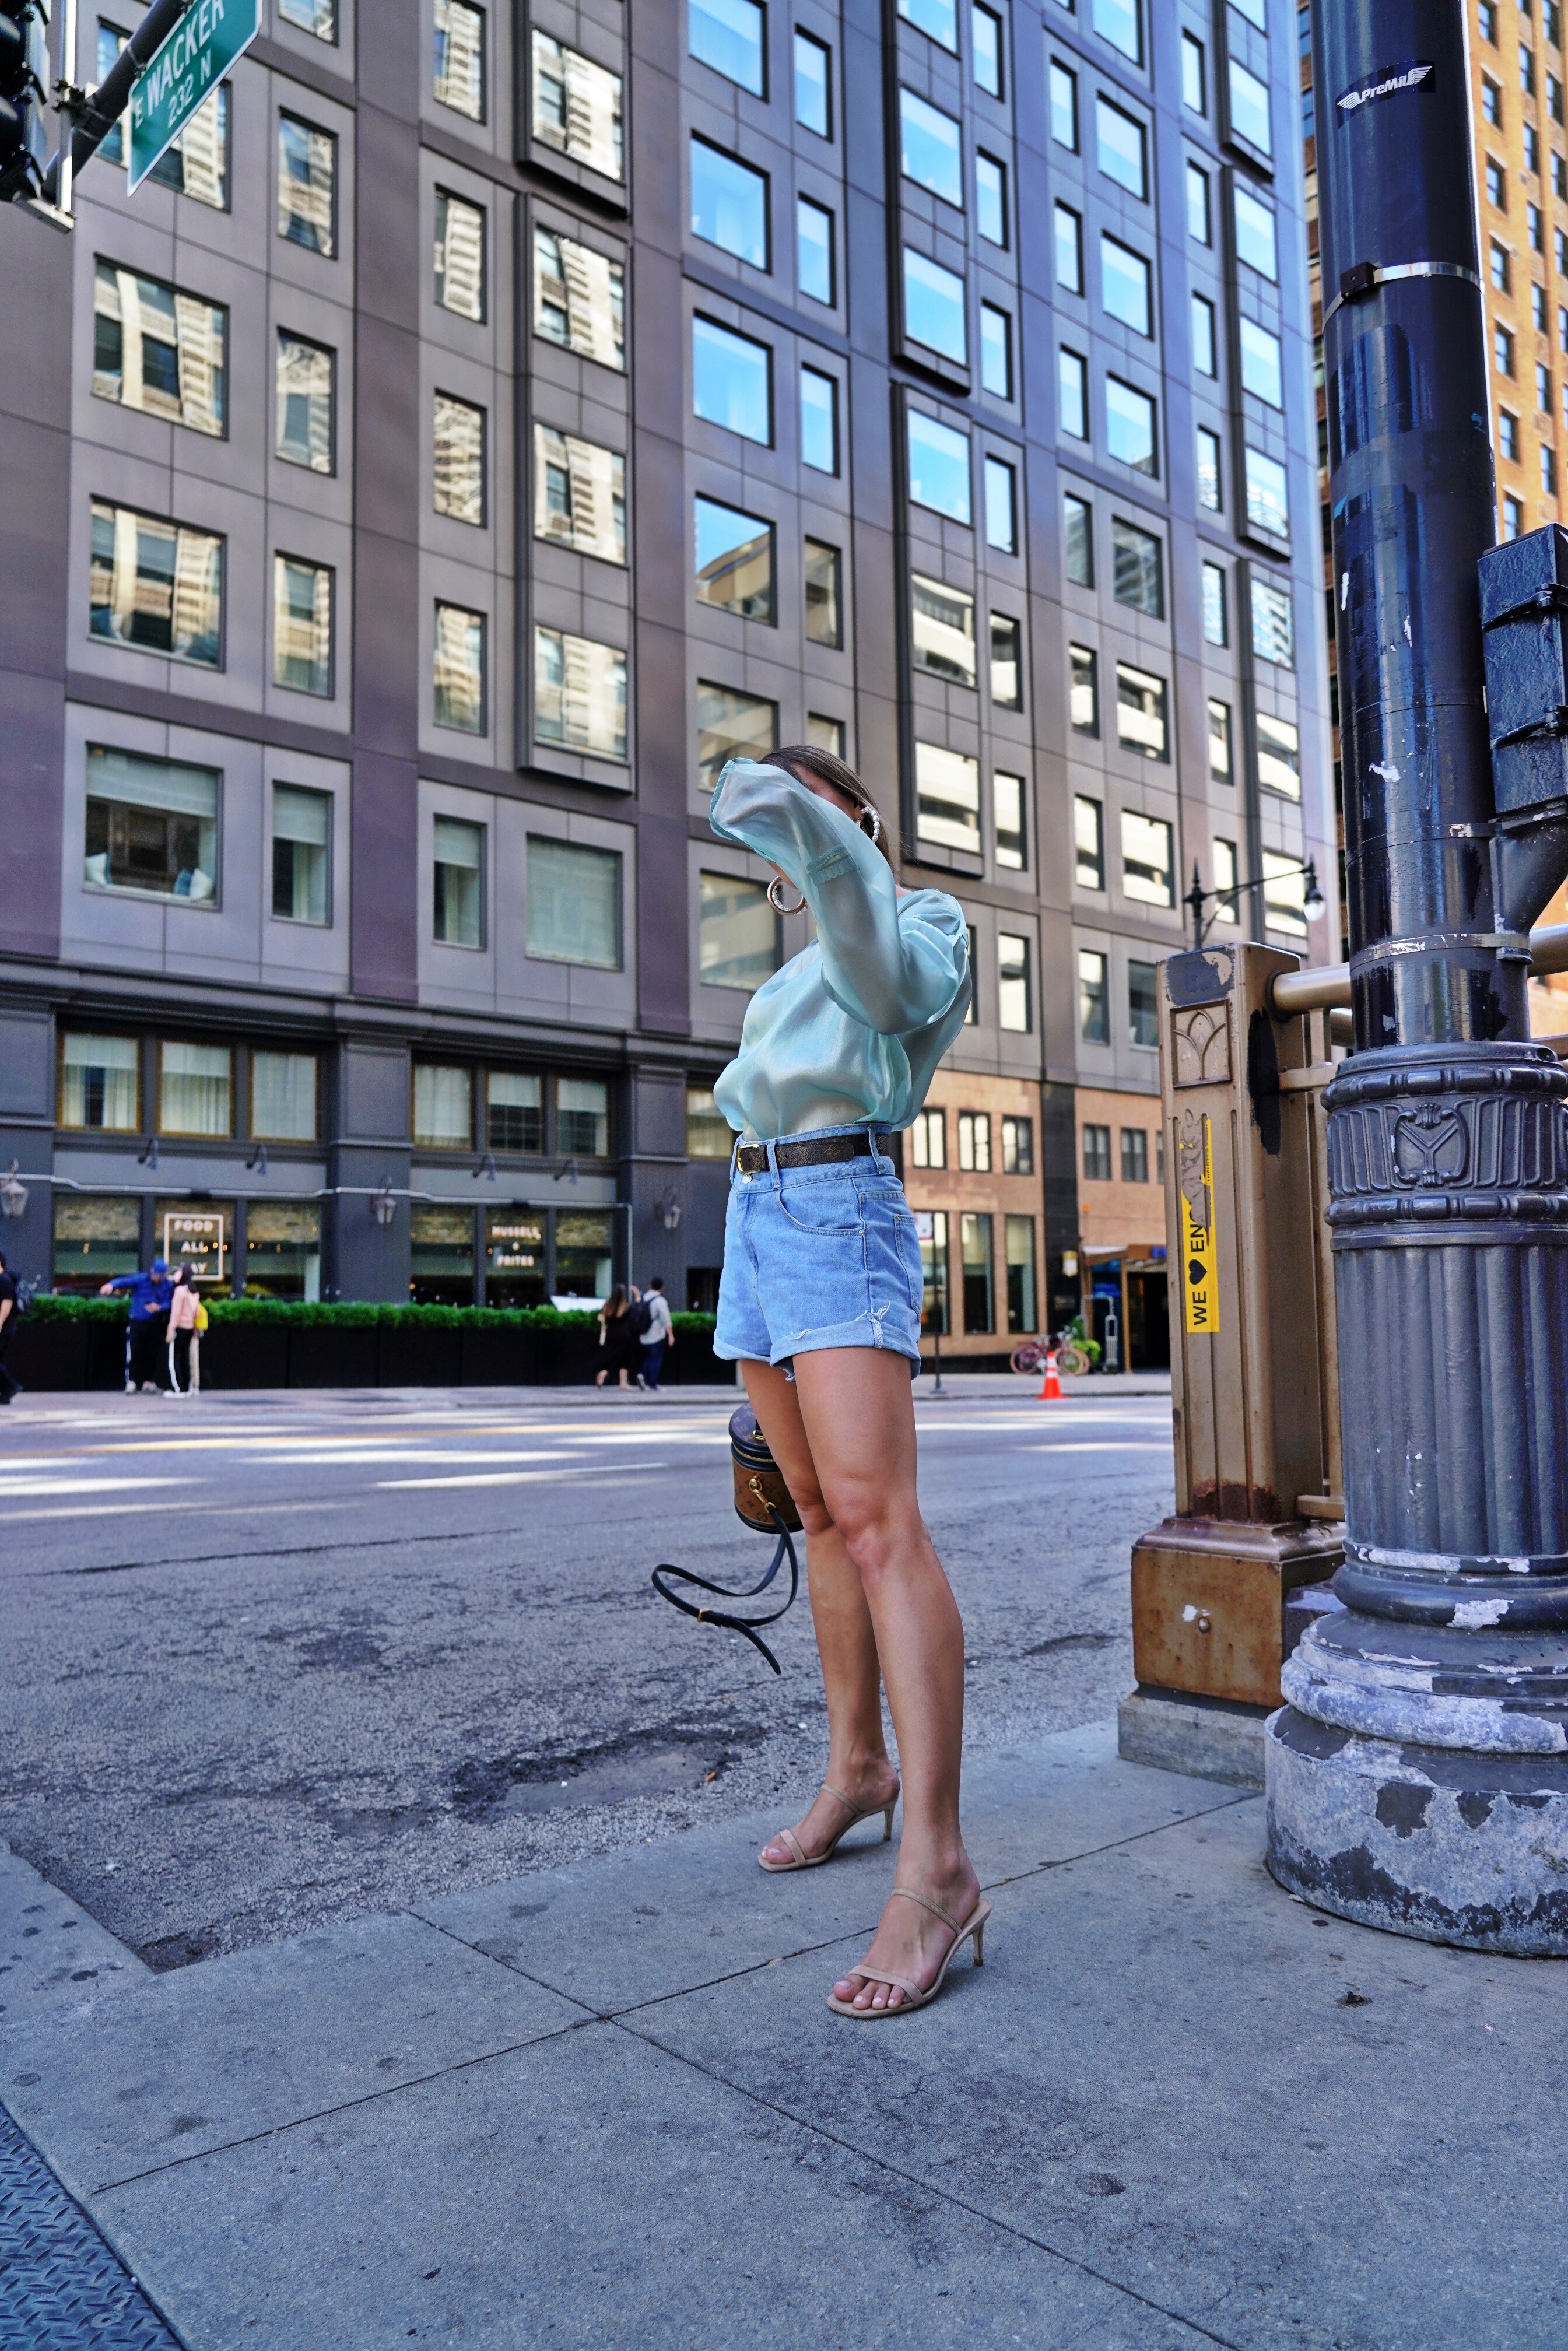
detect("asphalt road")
[0,1382,1175,1971]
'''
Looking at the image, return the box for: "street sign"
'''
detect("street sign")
[128,0,259,192]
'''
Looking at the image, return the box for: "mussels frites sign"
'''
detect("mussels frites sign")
[128,0,260,192]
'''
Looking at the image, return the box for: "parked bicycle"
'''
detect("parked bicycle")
[1010,1328,1092,1378]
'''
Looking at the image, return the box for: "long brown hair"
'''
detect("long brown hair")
[770,745,895,869]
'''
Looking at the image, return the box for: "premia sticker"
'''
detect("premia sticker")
[1336,61,1434,117]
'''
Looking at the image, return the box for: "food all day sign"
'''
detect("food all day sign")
[1178,1112,1219,1335]
[128,0,261,192]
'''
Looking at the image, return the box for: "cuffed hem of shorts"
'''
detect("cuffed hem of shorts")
[773,1315,922,1367]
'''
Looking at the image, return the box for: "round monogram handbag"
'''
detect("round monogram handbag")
[651,1404,801,1673]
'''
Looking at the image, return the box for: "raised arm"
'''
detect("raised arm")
[709,760,968,1034]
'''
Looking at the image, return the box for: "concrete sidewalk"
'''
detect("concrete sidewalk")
[3,1721,1552,2351]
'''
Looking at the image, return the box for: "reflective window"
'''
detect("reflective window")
[980,303,1012,397]
[961,1211,995,1329]
[59,1033,139,1130]
[89,501,223,668]
[1002,1117,1033,1176]
[698,682,777,791]
[1102,236,1151,335]
[794,29,830,129]
[1208,698,1232,785]
[433,0,484,118]
[92,261,226,435]
[1239,317,1283,408]
[1116,664,1169,763]
[899,0,958,51]
[912,573,977,685]
[693,316,773,442]
[695,496,775,620]
[433,392,486,525]
[700,871,779,991]
[1264,850,1309,934]
[1197,424,1222,510]
[915,741,981,852]
[54,1194,141,1287]
[692,0,764,94]
[808,712,845,753]
[1069,644,1098,733]
[984,455,1016,550]
[1064,493,1093,584]
[1233,184,1278,279]
[958,1111,991,1171]
[976,152,1006,244]
[1182,30,1205,111]
[278,114,335,255]
[435,191,486,320]
[903,248,968,362]
[534,424,626,563]
[1122,811,1173,906]
[1050,58,1078,149]
[527,840,622,968]
[1186,160,1211,243]
[908,1108,946,1168]
[1092,0,1141,64]
[801,364,839,471]
[413,1065,472,1149]
[274,556,333,697]
[990,613,1022,708]
[1257,712,1302,798]
[1228,55,1271,154]
[488,1072,543,1155]
[994,769,1026,868]
[1074,796,1104,889]
[1055,203,1083,293]
[908,411,971,520]
[1096,97,1146,199]
[1212,837,1239,925]
[805,539,841,646]
[1111,515,1162,614]
[96,20,230,198]
[691,138,769,265]
[279,0,335,38]
[1078,952,1109,1041]
[271,783,329,924]
[1244,445,1290,538]
[275,333,334,472]
[85,746,218,901]
[434,602,486,733]
[534,627,627,759]
[900,87,963,205]
[1106,376,1157,473]
[534,229,625,367]
[555,1209,612,1294]
[534,31,622,177]
[798,195,834,301]
[1251,574,1295,666]
[433,814,484,947]
[1201,560,1227,646]
[1191,292,1216,375]
[973,3,1002,93]
[247,1201,322,1298]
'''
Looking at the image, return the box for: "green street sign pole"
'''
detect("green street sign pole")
[127,0,259,192]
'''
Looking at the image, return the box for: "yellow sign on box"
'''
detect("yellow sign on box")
[1178,1111,1218,1335]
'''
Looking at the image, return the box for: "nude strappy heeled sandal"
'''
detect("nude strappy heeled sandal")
[826,1886,991,2016]
[756,1780,899,1873]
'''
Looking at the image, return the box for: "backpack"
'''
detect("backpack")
[630,1296,655,1338]
[10,1276,38,1319]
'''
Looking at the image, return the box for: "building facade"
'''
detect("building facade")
[0,0,1330,1365]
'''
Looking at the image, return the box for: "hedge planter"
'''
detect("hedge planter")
[290,1326,381,1389]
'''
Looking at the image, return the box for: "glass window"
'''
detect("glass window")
[994,769,1026,867]
[686,1086,734,1159]
[998,934,1031,1031]
[798,196,834,302]
[691,138,769,265]
[973,2,1002,93]
[900,87,964,205]
[801,364,839,472]
[912,573,977,684]
[534,424,626,563]
[915,741,981,852]
[1251,574,1295,666]
[920,1208,950,1332]
[1064,493,1093,584]
[436,191,486,321]
[1002,1117,1033,1174]
[1106,376,1157,473]
[1201,560,1227,645]
[980,303,1012,398]
[1069,642,1099,734]
[279,0,335,38]
[908,1108,945,1168]
[807,712,846,755]
[85,746,218,901]
[96,22,232,202]
[59,1033,139,1131]
[903,248,968,363]
[695,496,775,620]
[275,333,334,472]
[1491,239,1511,292]
[278,114,335,255]
[1078,950,1109,1044]
[433,0,484,118]
[92,261,226,436]
[1128,959,1159,1047]
[1233,184,1278,279]
[534,229,625,367]
[1096,96,1146,199]
[1486,155,1507,208]
[89,501,223,668]
[1496,325,1517,378]
[533,31,622,174]
[488,1072,543,1154]
[1186,160,1211,243]
[984,455,1016,550]
[160,1040,233,1136]
[1050,58,1078,149]
[1116,665,1167,763]
[960,1212,994,1332]
[1121,1127,1148,1183]
[526,839,622,968]
[433,813,484,947]
[534,626,627,760]
[1244,446,1290,538]
[908,411,971,520]
[1239,317,1283,408]
[1505,492,1525,540]
[1082,1122,1111,1179]
[692,0,765,93]
[899,0,958,50]
[555,1209,613,1296]
[272,783,329,923]
[433,392,486,525]
[976,153,1006,244]
[805,539,841,645]
[251,1053,318,1142]
[559,1078,611,1157]
[1212,837,1239,925]
[693,316,773,442]
[1191,292,1216,376]
[273,556,333,697]
[1257,712,1302,799]
[794,29,830,131]
[699,871,779,991]
[958,1110,991,1170]
[1055,203,1083,293]
[1102,236,1152,335]
[1227,56,1271,153]
[964,926,977,1021]
[1182,30,1205,111]
[1197,424,1222,510]
[1074,795,1104,887]
[246,1202,322,1301]
[990,613,1022,707]
[1111,516,1162,615]
[1093,0,1141,62]
[413,1070,472,1150]
[53,1194,141,1289]
[434,602,486,733]
[1208,697,1232,785]
[698,682,777,791]
[1264,851,1309,936]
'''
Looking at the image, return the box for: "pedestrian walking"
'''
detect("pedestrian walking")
[708,746,986,2017]
[101,1256,173,1394]
[636,1276,675,1392]
[166,1265,200,1394]
[0,1250,20,1406]
[594,1284,640,1388]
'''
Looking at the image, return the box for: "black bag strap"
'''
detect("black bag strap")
[650,1508,799,1676]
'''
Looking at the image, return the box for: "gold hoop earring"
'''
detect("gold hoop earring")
[767,875,806,915]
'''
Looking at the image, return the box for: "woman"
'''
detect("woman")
[166,1264,199,1396]
[709,746,987,2017]
[594,1284,639,1389]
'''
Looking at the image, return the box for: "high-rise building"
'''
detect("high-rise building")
[0,0,1330,1365]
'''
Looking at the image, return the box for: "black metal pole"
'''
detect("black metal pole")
[40,0,188,204]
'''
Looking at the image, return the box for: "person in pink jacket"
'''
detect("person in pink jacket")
[166,1265,201,1395]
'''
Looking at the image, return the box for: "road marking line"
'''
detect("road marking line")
[378,1464,671,1489]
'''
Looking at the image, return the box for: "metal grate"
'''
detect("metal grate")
[0,2102,182,2348]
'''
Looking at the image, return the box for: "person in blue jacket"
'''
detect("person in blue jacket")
[101,1257,173,1394]
[709,745,990,2019]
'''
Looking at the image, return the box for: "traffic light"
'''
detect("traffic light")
[0,0,51,203]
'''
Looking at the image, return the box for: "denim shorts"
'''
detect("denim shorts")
[714,1125,925,1369]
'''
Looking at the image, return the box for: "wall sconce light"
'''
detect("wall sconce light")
[474,1152,497,1182]
[0,1161,28,1219]
[136,1136,159,1170]
[657,1185,683,1233]
[553,1156,580,1187]
[370,1179,398,1228]
[246,1143,269,1175]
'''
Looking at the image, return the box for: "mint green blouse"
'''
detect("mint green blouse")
[708,759,971,1142]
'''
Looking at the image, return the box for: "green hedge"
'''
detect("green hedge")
[27,1293,717,1338]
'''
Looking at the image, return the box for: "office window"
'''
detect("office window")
[433,393,486,526]
[1496,323,1517,377]
[1055,203,1084,293]
[534,424,626,563]
[985,456,1016,550]
[915,742,981,852]
[1096,96,1146,199]
[59,1033,139,1131]
[1102,237,1152,337]
[693,317,773,442]
[89,502,223,668]
[900,0,958,49]
[1064,493,1093,584]
[994,769,1026,868]
[692,0,764,93]
[1561,304,1568,351]
[1082,1121,1111,1180]
[1186,160,1211,243]
[1208,698,1232,785]
[1111,516,1163,615]
[797,196,834,303]
[1122,809,1173,904]
[1197,424,1222,510]
[698,682,777,791]
[562,1079,612,1156]
[699,872,778,991]
[413,1065,472,1149]
[794,29,830,130]
[1002,1116,1033,1175]
[534,626,626,759]
[908,1108,946,1168]
[1554,70,1565,118]
[273,556,332,697]
[1257,711,1302,798]
[1526,121,1542,173]
[1540,361,1555,412]
[980,303,1012,398]
[908,412,971,520]
[1004,1214,1036,1334]
[1059,347,1088,436]
[92,262,226,436]
[960,1212,994,1333]
[976,153,1006,245]
[900,87,963,205]
[1212,837,1239,925]
[957,1110,991,1171]
[1106,376,1157,473]
[1536,282,1550,329]
[1233,185,1278,278]
[1201,560,1227,645]
[1121,1127,1148,1184]
[1491,238,1512,292]
[1228,57,1271,153]
[279,0,335,36]
[489,1072,544,1155]
[1499,408,1520,462]
[433,815,484,948]
[1078,950,1109,1041]
[1129,960,1159,1047]
[435,191,486,320]
[99,16,230,200]
[1069,644,1099,734]
[693,497,774,621]
[275,333,334,473]
[913,573,977,685]
[1182,30,1205,111]
[1545,444,1559,497]
[1191,292,1216,376]
[433,0,484,117]
[85,747,218,900]
[1050,58,1078,149]
[804,539,841,646]
[278,114,335,255]
[919,1208,951,1329]
[807,713,845,755]
[686,1086,734,1159]
[1481,0,1499,39]
[1505,492,1525,539]
[692,139,769,265]
[534,229,625,367]
[1245,447,1289,539]
[1240,318,1283,408]
[159,1041,233,1137]
[1264,851,1309,937]
[998,934,1031,1031]
[534,32,622,178]
[1524,36,1538,93]
[1487,155,1507,207]
[271,783,329,923]
[526,839,622,969]
[973,2,1002,92]
[990,613,1022,707]
[1251,574,1295,666]
[434,603,486,733]
[1482,73,1503,124]
[801,364,839,472]
[1116,665,1167,763]
[904,248,968,363]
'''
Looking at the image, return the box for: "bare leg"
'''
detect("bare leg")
[742,1360,899,1866]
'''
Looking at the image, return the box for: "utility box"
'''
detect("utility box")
[1479,523,1568,816]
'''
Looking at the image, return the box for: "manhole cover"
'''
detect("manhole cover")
[0,2101,182,2345]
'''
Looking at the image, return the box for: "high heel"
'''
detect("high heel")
[826,1887,992,2017]
[757,1780,899,1873]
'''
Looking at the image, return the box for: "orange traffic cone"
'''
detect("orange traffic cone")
[1038,1347,1062,1401]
